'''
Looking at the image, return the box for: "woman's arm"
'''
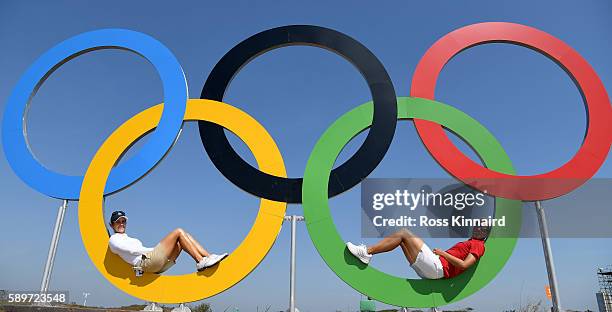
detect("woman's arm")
[109,236,144,256]
[433,248,477,270]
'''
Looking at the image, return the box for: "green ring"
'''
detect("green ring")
[302,97,522,307]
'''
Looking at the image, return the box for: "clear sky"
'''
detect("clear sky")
[1,1,611,311]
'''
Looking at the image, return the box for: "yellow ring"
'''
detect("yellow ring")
[78,99,287,303]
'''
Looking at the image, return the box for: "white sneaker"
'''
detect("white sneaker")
[196,256,215,271]
[196,253,229,271]
[346,242,372,264]
[210,253,229,266]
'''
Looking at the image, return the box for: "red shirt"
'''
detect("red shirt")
[438,239,485,278]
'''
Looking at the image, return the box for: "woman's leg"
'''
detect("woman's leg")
[185,232,210,257]
[167,242,181,262]
[367,229,424,264]
[366,233,402,254]
[158,228,204,262]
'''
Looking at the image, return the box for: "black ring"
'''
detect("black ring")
[199,25,397,203]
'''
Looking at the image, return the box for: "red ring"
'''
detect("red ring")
[411,22,612,201]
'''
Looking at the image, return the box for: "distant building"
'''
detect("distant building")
[597,267,612,312]
[598,292,612,312]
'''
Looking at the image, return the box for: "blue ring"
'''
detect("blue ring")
[2,29,187,199]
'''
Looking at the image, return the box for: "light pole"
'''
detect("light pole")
[82,292,90,306]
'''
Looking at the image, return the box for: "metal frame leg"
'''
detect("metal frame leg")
[40,200,68,294]
[285,215,304,312]
[535,201,562,312]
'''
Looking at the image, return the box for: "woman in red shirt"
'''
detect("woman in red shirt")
[347,226,489,279]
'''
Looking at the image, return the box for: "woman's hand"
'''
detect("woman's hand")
[433,248,444,256]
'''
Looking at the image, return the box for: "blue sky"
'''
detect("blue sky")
[1,1,611,311]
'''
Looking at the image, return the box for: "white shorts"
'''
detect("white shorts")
[411,243,444,279]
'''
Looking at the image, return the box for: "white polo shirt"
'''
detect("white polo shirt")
[108,233,154,266]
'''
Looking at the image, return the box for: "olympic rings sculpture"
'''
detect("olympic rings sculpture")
[2,22,610,307]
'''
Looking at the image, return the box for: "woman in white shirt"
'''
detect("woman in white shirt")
[108,210,227,274]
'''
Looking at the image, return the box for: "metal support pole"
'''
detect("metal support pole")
[289,215,297,312]
[284,215,304,312]
[535,201,562,312]
[40,200,68,293]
